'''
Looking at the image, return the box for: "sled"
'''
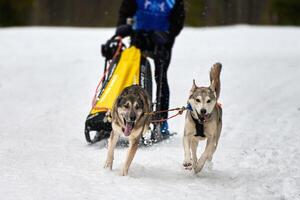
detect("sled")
[84,37,152,143]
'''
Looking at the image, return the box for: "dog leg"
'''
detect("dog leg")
[191,139,199,169]
[209,140,218,162]
[194,137,215,174]
[120,137,139,176]
[104,131,119,170]
[183,134,192,170]
[206,139,216,171]
[212,124,222,157]
[208,127,221,162]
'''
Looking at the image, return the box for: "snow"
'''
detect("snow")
[1,26,300,200]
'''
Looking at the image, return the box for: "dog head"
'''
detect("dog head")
[188,79,217,120]
[188,63,222,120]
[116,92,145,137]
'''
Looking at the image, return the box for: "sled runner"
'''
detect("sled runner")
[84,37,152,143]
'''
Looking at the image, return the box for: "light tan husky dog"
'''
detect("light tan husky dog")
[104,85,151,176]
[183,63,222,174]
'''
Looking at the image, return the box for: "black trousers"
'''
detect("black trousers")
[132,32,173,119]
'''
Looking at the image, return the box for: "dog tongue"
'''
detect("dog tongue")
[124,122,133,136]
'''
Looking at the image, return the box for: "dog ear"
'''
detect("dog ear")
[189,79,197,97]
[116,95,122,107]
[191,79,197,91]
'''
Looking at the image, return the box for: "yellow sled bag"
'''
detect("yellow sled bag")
[85,44,152,143]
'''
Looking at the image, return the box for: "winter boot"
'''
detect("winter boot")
[151,121,170,142]
[160,121,170,139]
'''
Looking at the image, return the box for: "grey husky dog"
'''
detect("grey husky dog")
[104,85,151,176]
[183,63,222,174]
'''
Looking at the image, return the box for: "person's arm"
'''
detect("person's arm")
[168,0,185,38]
[117,0,137,26]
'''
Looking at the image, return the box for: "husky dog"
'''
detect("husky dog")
[183,63,222,174]
[104,85,151,176]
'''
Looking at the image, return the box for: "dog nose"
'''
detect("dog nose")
[200,109,207,114]
[130,116,136,121]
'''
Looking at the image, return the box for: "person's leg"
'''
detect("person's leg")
[154,45,172,120]
[132,32,174,138]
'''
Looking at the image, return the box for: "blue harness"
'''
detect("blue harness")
[133,0,175,31]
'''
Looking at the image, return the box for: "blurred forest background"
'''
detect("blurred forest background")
[0,0,300,27]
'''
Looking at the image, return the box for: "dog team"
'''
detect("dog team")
[104,63,222,176]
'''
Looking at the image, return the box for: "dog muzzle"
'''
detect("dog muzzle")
[122,120,135,136]
[194,110,212,123]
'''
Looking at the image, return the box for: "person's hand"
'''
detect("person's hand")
[101,39,113,59]
[152,31,171,45]
[115,24,132,37]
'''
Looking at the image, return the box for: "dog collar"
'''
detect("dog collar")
[186,103,193,111]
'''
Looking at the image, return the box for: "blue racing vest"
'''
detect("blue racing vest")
[133,0,175,32]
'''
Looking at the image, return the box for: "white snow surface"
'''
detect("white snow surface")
[0,26,300,200]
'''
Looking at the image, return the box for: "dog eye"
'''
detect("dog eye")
[124,104,130,109]
[135,105,140,110]
[195,99,201,103]
[207,99,211,103]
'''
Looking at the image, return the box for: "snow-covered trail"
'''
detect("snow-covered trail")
[0,26,300,200]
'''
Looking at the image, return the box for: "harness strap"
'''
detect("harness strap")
[148,106,186,123]
[190,112,205,137]
[186,103,193,111]
[150,111,182,123]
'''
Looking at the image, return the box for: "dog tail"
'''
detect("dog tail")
[210,62,222,100]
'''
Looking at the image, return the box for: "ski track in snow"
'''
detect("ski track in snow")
[0,26,300,200]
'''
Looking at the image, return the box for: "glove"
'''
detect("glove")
[101,39,113,59]
[101,38,119,60]
[115,24,132,37]
[152,31,171,45]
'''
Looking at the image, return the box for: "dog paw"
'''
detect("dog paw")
[103,160,113,170]
[119,168,128,176]
[194,166,201,174]
[183,162,193,170]
[194,162,206,174]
